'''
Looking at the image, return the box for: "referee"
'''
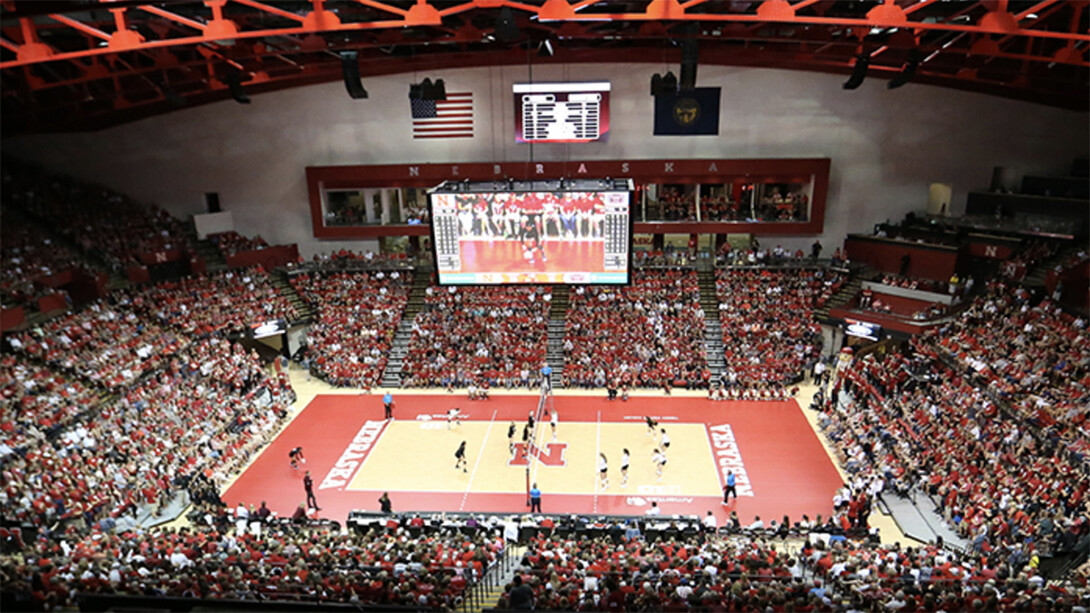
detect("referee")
[723,470,737,504]
[529,482,542,513]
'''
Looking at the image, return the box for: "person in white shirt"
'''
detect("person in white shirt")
[645,502,661,516]
[598,453,609,489]
[652,449,667,481]
[747,515,765,531]
[550,408,559,441]
[702,511,718,532]
[620,448,630,488]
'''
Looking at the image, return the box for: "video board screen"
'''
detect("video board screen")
[430,187,631,285]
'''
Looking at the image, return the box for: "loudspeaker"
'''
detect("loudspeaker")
[651,71,678,96]
[888,50,922,90]
[340,51,368,99]
[842,55,869,90]
[225,71,250,104]
[679,40,698,91]
[495,6,519,42]
[205,192,221,214]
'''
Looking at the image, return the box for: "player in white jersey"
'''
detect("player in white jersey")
[598,453,609,490]
[652,448,667,481]
[550,408,559,441]
[447,407,462,429]
[660,428,671,452]
[620,448,630,488]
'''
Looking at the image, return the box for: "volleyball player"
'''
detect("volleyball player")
[289,446,305,469]
[652,448,667,481]
[447,407,462,429]
[598,453,609,490]
[550,407,558,441]
[620,448,630,488]
[521,423,531,459]
[454,441,468,473]
[508,420,517,457]
[519,214,546,265]
[645,416,658,438]
[660,428,671,452]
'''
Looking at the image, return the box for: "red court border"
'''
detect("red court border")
[224,394,843,524]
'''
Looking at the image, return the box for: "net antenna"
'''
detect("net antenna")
[525,376,555,506]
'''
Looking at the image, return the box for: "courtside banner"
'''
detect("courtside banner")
[514,82,611,143]
[653,87,721,136]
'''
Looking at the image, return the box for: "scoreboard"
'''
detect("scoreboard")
[514,82,611,143]
[429,179,633,285]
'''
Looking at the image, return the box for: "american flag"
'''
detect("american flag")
[411,92,474,139]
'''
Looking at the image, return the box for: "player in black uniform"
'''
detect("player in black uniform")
[289,446,305,469]
[645,416,658,438]
[520,215,546,265]
[455,441,468,473]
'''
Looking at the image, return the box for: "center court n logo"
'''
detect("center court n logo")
[509,442,567,467]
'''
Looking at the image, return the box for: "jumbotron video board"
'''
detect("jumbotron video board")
[429,179,633,285]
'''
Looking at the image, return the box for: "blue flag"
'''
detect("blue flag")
[653,87,721,136]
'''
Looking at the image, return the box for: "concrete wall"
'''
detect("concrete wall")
[4,64,1086,258]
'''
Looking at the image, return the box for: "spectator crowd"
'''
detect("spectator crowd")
[401,286,549,389]
[0,519,499,610]
[562,269,708,389]
[497,528,1080,611]
[716,269,839,390]
[3,160,190,271]
[292,270,411,389]
[125,267,297,337]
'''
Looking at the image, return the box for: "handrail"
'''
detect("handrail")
[461,541,517,613]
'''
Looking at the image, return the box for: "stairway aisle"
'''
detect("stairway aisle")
[379,273,430,388]
[186,226,229,273]
[545,285,570,386]
[697,269,724,380]
[473,546,526,613]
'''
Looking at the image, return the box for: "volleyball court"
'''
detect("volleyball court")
[223,386,843,523]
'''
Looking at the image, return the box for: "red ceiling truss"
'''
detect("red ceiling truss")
[1,0,1087,133]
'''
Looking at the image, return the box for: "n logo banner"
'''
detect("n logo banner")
[654,87,721,136]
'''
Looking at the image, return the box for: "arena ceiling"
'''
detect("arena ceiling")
[1,0,1087,134]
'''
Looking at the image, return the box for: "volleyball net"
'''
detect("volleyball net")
[525,380,551,505]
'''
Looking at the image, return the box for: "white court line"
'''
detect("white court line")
[593,409,601,513]
[460,409,497,510]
